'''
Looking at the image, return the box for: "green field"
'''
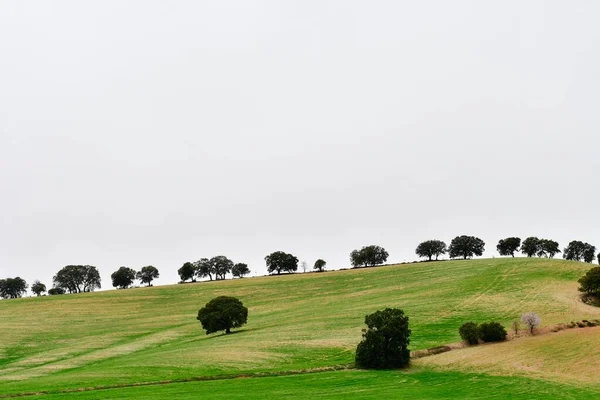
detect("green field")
[1,258,600,398]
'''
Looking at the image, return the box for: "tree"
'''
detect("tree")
[598,253,600,264]
[265,251,299,275]
[211,256,234,280]
[521,312,541,334]
[31,280,46,296]
[415,240,447,261]
[196,296,248,334]
[355,308,410,369]
[301,261,308,273]
[52,265,101,293]
[521,237,540,257]
[459,322,479,345]
[583,244,597,263]
[136,266,159,286]
[48,287,66,295]
[537,239,561,258]
[194,258,213,281]
[578,267,600,296]
[350,245,389,268]
[448,236,485,260]
[232,263,250,278]
[111,266,137,289]
[478,322,507,342]
[178,262,196,282]
[496,237,521,257]
[0,277,28,299]
[314,259,327,272]
[563,241,588,262]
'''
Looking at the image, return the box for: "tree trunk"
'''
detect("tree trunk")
[226,327,231,334]
[428,255,432,261]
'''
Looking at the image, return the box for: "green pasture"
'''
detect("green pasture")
[0,258,598,397]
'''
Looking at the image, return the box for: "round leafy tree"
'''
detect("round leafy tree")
[197,296,248,334]
[355,308,410,369]
[578,267,600,296]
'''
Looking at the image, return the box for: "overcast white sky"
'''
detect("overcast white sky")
[1,1,599,291]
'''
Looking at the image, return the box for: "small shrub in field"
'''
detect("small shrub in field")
[459,322,480,345]
[521,312,541,334]
[511,320,520,335]
[478,322,507,342]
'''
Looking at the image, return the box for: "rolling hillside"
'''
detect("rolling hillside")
[1,258,599,398]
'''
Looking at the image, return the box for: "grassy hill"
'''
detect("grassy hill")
[1,257,600,398]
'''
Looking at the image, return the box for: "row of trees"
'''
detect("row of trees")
[415,236,599,263]
[111,266,160,289]
[178,256,250,282]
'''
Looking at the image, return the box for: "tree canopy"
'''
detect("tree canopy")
[564,241,595,262]
[31,280,46,296]
[578,266,600,296]
[496,237,521,257]
[111,266,137,289]
[194,258,213,281]
[313,259,327,272]
[196,296,248,334]
[415,240,447,261]
[178,262,196,282]
[265,251,299,275]
[448,236,485,259]
[521,237,540,257]
[0,277,28,299]
[355,308,411,369]
[350,245,389,267]
[53,265,101,293]
[232,263,250,278]
[211,256,234,280]
[137,266,159,286]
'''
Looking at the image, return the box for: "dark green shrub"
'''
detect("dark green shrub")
[355,308,410,369]
[459,322,480,345]
[478,322,507,342]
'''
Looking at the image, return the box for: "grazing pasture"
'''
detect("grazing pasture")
[1,258,599,398]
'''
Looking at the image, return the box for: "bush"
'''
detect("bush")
[478,322,507,342]
[355,308,410,369]
[459,322,480,345]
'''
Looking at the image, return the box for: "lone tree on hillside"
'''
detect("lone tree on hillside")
[31,280,46,296]
[53,265,101,293]
[178,262,196,282]
[521,312,541,334]
[496,237,521,257]
[350,245,389,268]
[136,266,159,286]
[196,296,248,334]
[521,237,540,257]
[313,259,327,272]
[415,240,447,261]
[210,256,234,280]
[563,241,595,262]
[448,236,485,260]
[355,308,411,369]
[194,258,213,281]
[0,277,28,299]
[537,239,561,258]
[301,261,308,273]
[232,263,250,278]
[265,251,299,275]
[111,267,137,289]
[578,267,600,297]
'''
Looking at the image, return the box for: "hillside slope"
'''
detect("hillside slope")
[0,258,598,396]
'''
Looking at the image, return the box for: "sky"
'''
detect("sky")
[1,1,599,292]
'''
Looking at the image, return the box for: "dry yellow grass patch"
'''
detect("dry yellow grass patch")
[416,326,600,385]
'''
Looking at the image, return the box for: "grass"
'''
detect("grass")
[0,257,598,397]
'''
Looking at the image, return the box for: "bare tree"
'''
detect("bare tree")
[300,260,308,273]
[521,312,541,334]
[511,320,520,335]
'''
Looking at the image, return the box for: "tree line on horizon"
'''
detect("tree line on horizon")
[1,235,598,299]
